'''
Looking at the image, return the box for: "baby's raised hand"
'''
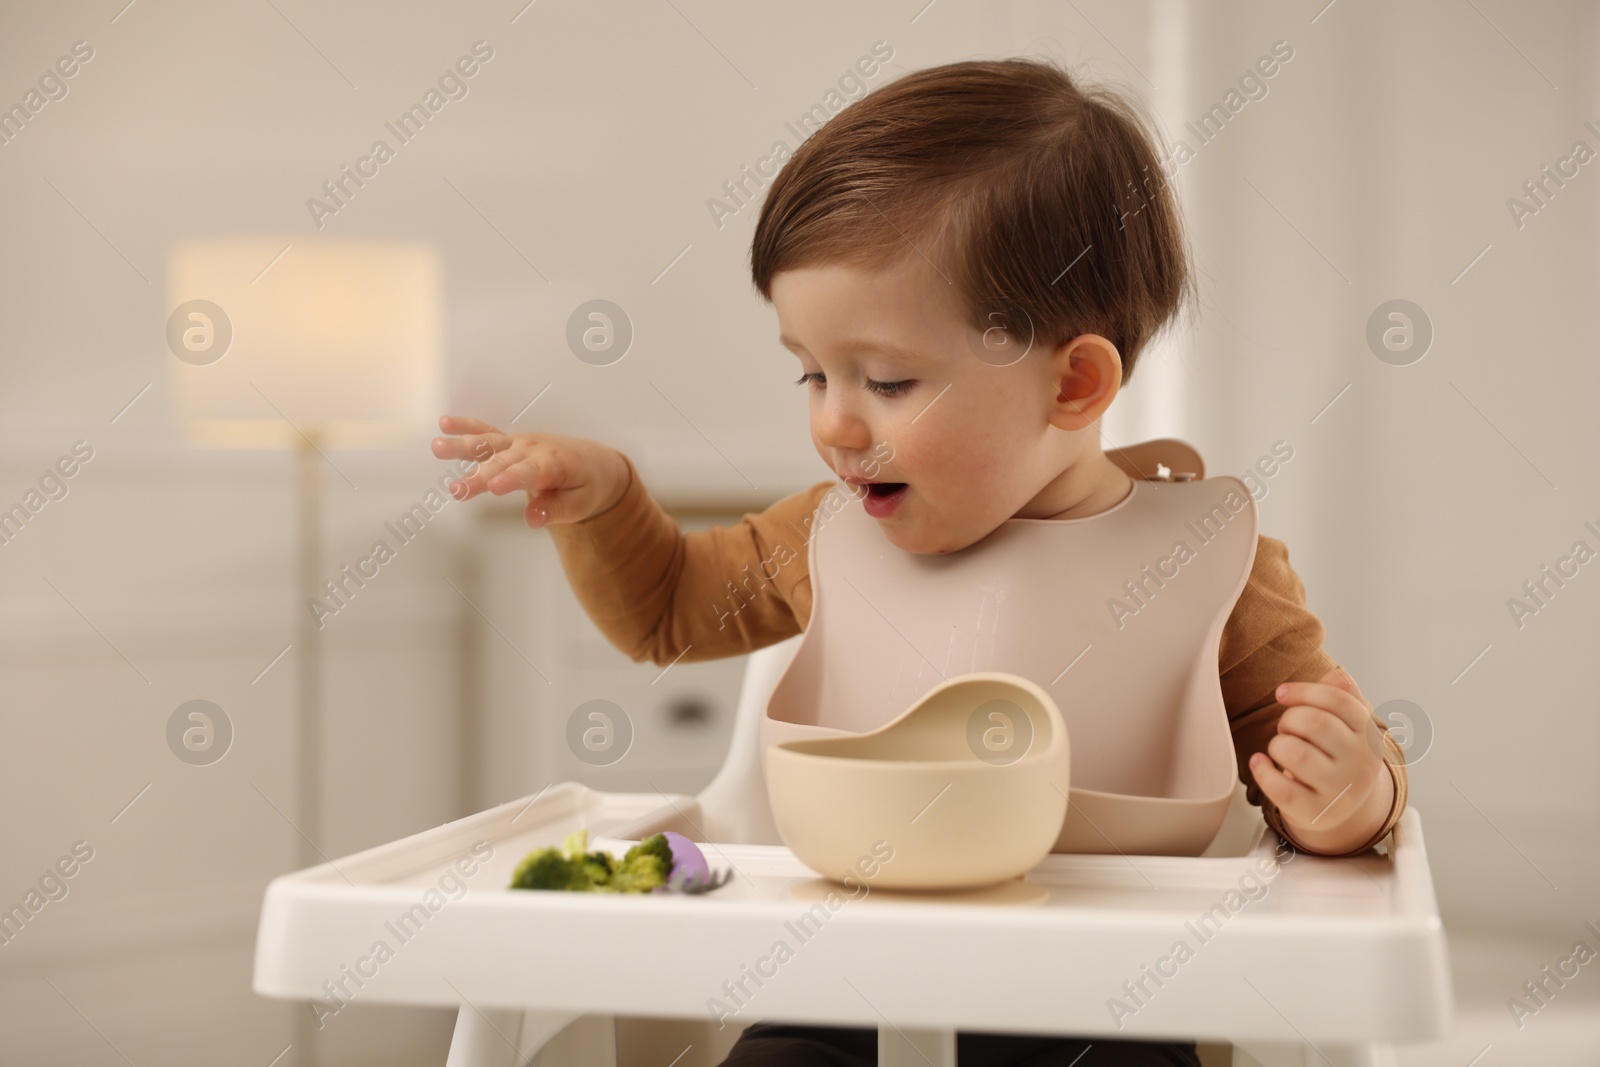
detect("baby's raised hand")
[1248,666,1395,854]
[432,415,630,530]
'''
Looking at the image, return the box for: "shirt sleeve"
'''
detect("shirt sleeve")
[1221,534,1409,855]
[543,451,834,666]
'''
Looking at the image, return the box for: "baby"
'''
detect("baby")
[434,55,1407,1067]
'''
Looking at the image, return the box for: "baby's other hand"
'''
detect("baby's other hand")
[1249,666,1394,853]
[432,415,630,529]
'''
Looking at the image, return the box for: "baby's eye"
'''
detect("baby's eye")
[868,379,914,397]
[793,372,914,398]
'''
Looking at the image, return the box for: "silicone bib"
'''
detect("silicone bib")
[760,444,1258,856]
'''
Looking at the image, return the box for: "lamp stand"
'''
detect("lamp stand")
[295,433,324,1067]
[296,433,324,866]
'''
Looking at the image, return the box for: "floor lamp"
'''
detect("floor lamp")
[168,238,441,1064]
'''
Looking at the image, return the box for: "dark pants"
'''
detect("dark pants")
[720,1021,1201,1066]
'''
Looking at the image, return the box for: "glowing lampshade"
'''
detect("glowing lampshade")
[167,238,442,448]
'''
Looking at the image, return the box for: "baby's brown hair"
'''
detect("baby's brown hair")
[750,56,1193,385]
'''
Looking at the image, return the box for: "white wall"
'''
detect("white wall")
[1,1,1595,1064]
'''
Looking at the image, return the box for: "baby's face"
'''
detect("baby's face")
[772,253,1099,555]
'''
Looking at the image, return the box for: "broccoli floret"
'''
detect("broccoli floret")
[605,851,666,893]
[510,828,675,893]
[576,850,614,889]
[623,833,674,874]
[511,848,586,890]
[511,827,597,890]
[605,833,673,893]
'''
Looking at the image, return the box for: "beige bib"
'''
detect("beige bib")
[761,445,1258,857]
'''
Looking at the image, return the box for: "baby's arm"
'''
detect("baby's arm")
[434,416,832,666]
[543,452,831,665]
[1221,536,1408,856]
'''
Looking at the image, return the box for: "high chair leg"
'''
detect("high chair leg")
[444,1006,618,1067]
[445,1005,528,1067]
[880,1026,956,1066]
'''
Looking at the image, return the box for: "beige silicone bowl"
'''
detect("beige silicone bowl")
[765,672,1071,891]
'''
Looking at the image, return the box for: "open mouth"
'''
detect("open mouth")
[864,482,907,497]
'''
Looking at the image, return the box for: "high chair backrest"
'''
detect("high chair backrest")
[694,633,805,846]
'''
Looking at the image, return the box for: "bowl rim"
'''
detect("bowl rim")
[766,743,1066,773]
[768,669,1069,772]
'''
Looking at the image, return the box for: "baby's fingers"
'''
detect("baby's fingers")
[1249,752,1313,814]
[441,450,510,500]
[484,455,562,496]
[434,415,509,463]
[434,432,511,465]
[449,448,528,498]
[483,456,531,493]
[444,471,486,501]
[438,414,504,436]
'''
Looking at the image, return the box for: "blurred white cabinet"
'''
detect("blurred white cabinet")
[467,508,753,813]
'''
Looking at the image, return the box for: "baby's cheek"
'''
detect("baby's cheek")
[878,423,929,480]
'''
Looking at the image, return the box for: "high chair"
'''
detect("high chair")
[255,631,1452,1067]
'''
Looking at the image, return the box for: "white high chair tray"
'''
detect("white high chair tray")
[253,781,1451,1045]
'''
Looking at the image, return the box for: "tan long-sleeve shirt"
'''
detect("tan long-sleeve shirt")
[547,453,1408,856]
